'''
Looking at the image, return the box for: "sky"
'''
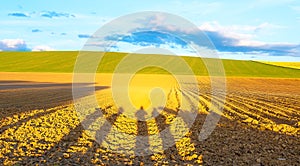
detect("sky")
[1,0,300,61]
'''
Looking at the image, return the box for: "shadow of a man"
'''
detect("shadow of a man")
[134,106,150,158]
[152,107,181,161]
[135,106,147,121]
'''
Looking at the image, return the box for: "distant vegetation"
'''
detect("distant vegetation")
[0,51,299,78]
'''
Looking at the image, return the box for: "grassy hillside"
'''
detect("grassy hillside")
[0,51,299,78]
[0,51,77,72]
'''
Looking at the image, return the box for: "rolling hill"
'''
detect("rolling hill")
[0,51,299,78]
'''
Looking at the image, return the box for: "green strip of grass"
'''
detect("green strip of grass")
[0,51,299,78]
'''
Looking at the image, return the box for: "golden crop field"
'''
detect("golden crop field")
[260,61,300,69]
[0,72,299,165]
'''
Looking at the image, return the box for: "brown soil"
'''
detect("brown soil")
[0,72,299,165]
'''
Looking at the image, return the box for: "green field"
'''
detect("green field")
[0,51,299,78]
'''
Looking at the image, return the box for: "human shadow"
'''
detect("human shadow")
[42,106,112,160]
[95,107,123,144]
[0,108,57,134]
[0,81,109,137]
[157,105,204,138]
[134,106,151,164]
[82,107,124,165]
[152,108,181,162]
[13,105,114,165]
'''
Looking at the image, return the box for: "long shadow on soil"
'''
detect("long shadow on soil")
[83,107,124,165]
[0,108,58,134]
[0,84,109,136]
[42,106,113,157]
[152,108,182,162]
[133,106,151,164]
[13,105,117,165]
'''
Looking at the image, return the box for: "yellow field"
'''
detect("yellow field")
[261,61,300,69]
[0,72,299,165]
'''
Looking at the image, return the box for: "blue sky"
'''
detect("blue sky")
[1,0,300,61]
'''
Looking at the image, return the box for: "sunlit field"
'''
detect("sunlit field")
[0,71,299,165]
[2,0,300,164]
[259,61,300,69]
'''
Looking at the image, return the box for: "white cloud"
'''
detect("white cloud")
[1,39,25,48]
[32,45,54,51]
[0,39,29,51]
[198,21,285,47]
[236,40,266,47]
[199,21,283,35]
[219,51,300,61]
[0,39,56,51]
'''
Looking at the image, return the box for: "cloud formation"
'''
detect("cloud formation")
[106,31,188,48]
[8,12,29,17]
[0,39,30,51]
[78,34,91,38]
[32,45,54,51]
[197,22,299,56]
[96,18,299,57]
[32,29,42,33]
[40,11,75,18]
[0,39,54,51]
